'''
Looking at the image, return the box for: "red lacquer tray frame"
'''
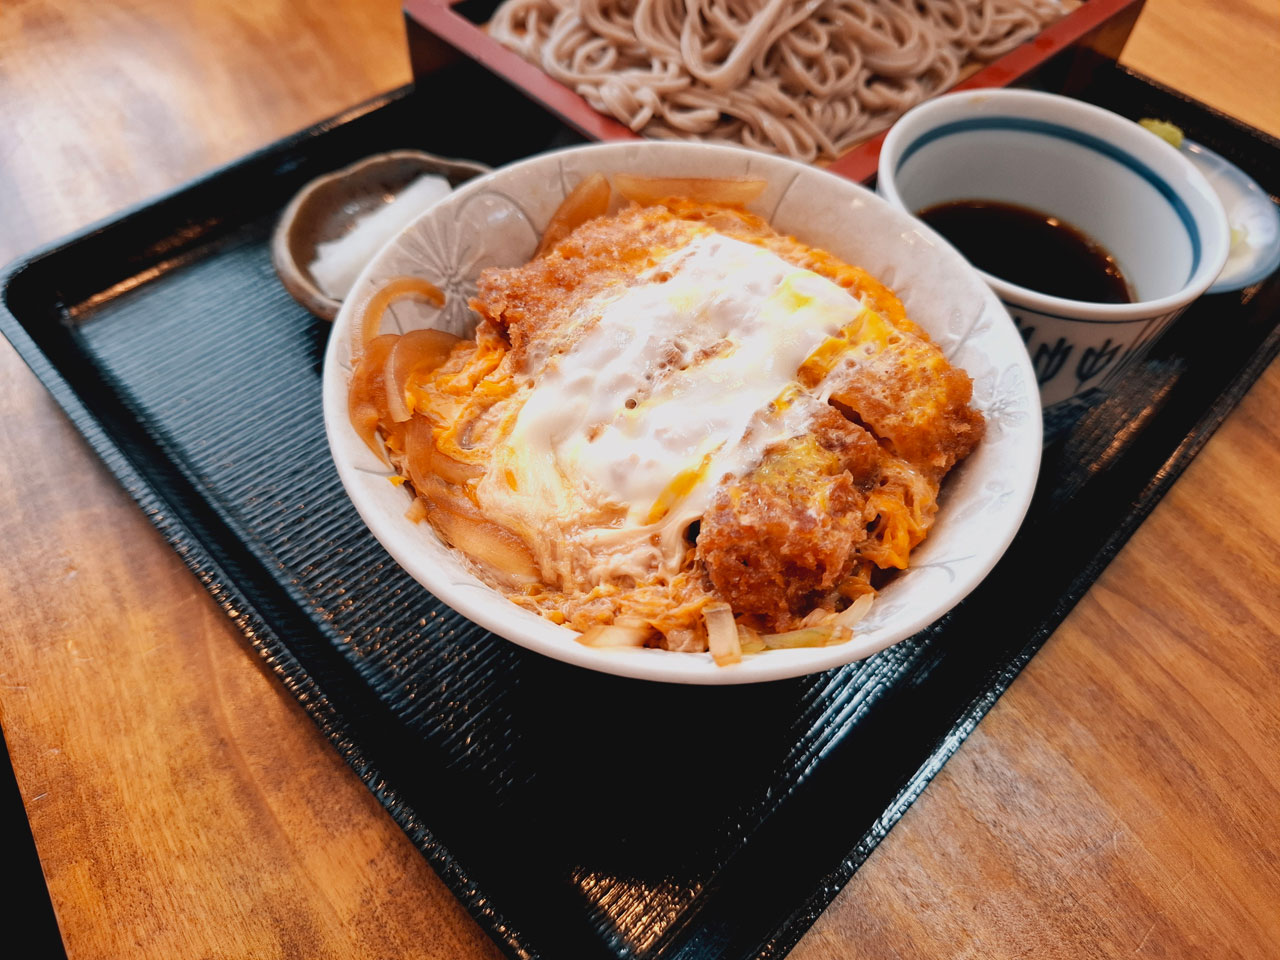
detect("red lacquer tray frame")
[404,0,1147,182]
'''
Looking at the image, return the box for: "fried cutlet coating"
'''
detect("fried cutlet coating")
[808,404,883,486]
[696,413,881,628]
[824,329,985,481]
[471,207,708,368]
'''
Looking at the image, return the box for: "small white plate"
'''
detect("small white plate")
[322,141,1042,684]
[1180,139,1280,294]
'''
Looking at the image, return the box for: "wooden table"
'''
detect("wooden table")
[1,1,1277,957]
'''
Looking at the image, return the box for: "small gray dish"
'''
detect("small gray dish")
[272,150,490,320]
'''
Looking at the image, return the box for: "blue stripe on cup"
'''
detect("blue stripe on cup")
[896,116,1202,279]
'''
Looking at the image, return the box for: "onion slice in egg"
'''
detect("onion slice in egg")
[704,602,741,666]
[405,415,482,487]
[351,275,445,361]
[613,174,766,208]
[760,625,852,649]
[536,173,611,257]
[415,474,540,585]
[386,328,463,422]
[738,625,766,654]
[833,593,874,629]
[348,333,400,462]
[404,497,429,523]
[576,624,650,648]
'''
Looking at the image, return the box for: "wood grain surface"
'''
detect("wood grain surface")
[0,1,1276,958]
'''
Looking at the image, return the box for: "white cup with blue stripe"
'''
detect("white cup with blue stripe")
[877,89,1230,423]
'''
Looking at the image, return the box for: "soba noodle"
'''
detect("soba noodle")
[488,0,1074,161]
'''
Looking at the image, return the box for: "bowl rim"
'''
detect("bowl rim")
[877,88,1231,322]
[322,140,1042,684]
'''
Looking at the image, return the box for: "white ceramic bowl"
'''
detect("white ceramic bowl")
[322,141,1043,684]
[878,89,1230,414]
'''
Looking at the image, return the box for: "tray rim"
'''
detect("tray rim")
[3,65,1279,960]
[0,84,538,960]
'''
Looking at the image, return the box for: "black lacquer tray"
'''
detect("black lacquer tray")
[3,52,1278,960]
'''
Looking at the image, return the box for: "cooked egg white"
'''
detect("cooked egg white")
[475,233,869,586]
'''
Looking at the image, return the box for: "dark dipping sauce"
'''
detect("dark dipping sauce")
[917,199,1133,304]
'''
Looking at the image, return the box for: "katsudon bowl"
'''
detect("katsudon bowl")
[322,141,1042,685]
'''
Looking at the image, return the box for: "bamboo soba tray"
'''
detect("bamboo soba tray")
[404,0,1147,181]
[3,40,1278,960]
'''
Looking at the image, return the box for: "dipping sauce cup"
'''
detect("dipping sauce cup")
[878,89,1230,418]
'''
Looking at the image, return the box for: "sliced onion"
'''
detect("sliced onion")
[404,497,428,523]
[405,415,482,488]
[351,276,445,362]
[386,328,463,422]
[834,593,874,629]
[535,173,611,257]
[576,624,650,648]
[703,602,741,666]
[416,474,539,584]
[738,625,766,654]
[347,333,400,462]
[613,174,766,208]
[760,625,853,649]
[799,607,832,628]
[613,616,650,629]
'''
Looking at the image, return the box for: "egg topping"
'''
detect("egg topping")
[474,233,870,587]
